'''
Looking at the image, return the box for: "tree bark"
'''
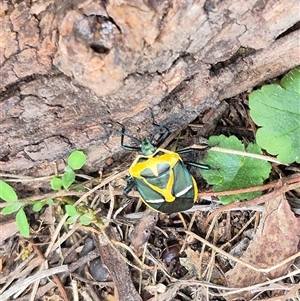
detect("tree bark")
[1,0,299,176]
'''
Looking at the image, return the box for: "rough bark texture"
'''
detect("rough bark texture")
[1,0,299,176]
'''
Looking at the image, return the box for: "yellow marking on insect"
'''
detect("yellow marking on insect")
[129,149,182,202]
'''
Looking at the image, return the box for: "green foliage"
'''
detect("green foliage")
[0,181,31,236]
[32,199,54,212]
[65,204,80,224]
[16,208,30,237]
[51,150,86,190]
[65,204,78,216]
[68,150,86,170]
[73,184,85,190]
[80,214,93,226]
[0,180,18,202]
[249,67,300,164]
[1,202,23,214]
[0,149,87,238]
[32,202,43,212]
[51,177,63,190]
[65,204,97,225]
[200,135,271,204]
[62,166,76,189]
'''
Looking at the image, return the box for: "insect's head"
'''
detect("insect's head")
[140,138,156,156]
[102,120,170,156]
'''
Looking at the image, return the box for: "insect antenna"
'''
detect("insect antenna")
[101,121,142,151]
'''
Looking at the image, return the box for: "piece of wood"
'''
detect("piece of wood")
[0,0,299,176]
[95,229,143,301]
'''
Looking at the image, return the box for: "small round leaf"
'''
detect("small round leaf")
[65,204,78,217]
[67,215,79,224]
[68,151,86,170]
[80,215,92,225]
[32,202,44,212]
[51,177,62,190]
[45,199,54,205]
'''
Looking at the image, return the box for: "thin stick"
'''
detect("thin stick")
[203,180,300,229]
[198,175,300,198]
[186,144,286,165]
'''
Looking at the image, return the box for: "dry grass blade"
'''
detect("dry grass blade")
[0,265,68,300]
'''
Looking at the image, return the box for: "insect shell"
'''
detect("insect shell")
[112,121,209,214]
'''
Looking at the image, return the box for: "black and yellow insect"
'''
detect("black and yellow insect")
[109,121,209,214]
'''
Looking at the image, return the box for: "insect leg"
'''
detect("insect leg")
[113,122,141,152]
[123,176,136,195]
[150,122,170,146]
[184,161,210,170]
[113,177,135,220]
[177,146,210,155]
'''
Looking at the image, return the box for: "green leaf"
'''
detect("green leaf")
[62,168,76,189]
[32,202,44,212]
[0,180,18,202]
[51,177,62,190]
[67,215,80,224]
[73,184,85,191]
[80,215,92,225]
[65,204,78,216]
[200,135,271,204]
[280,67,300,94]
[1,202,23,214]
[79,209,95,225]
[16,208,30,237]
[46,199,54,205]
[68,150,86,170]
[32,199,54,212]
[249,67,300,164]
